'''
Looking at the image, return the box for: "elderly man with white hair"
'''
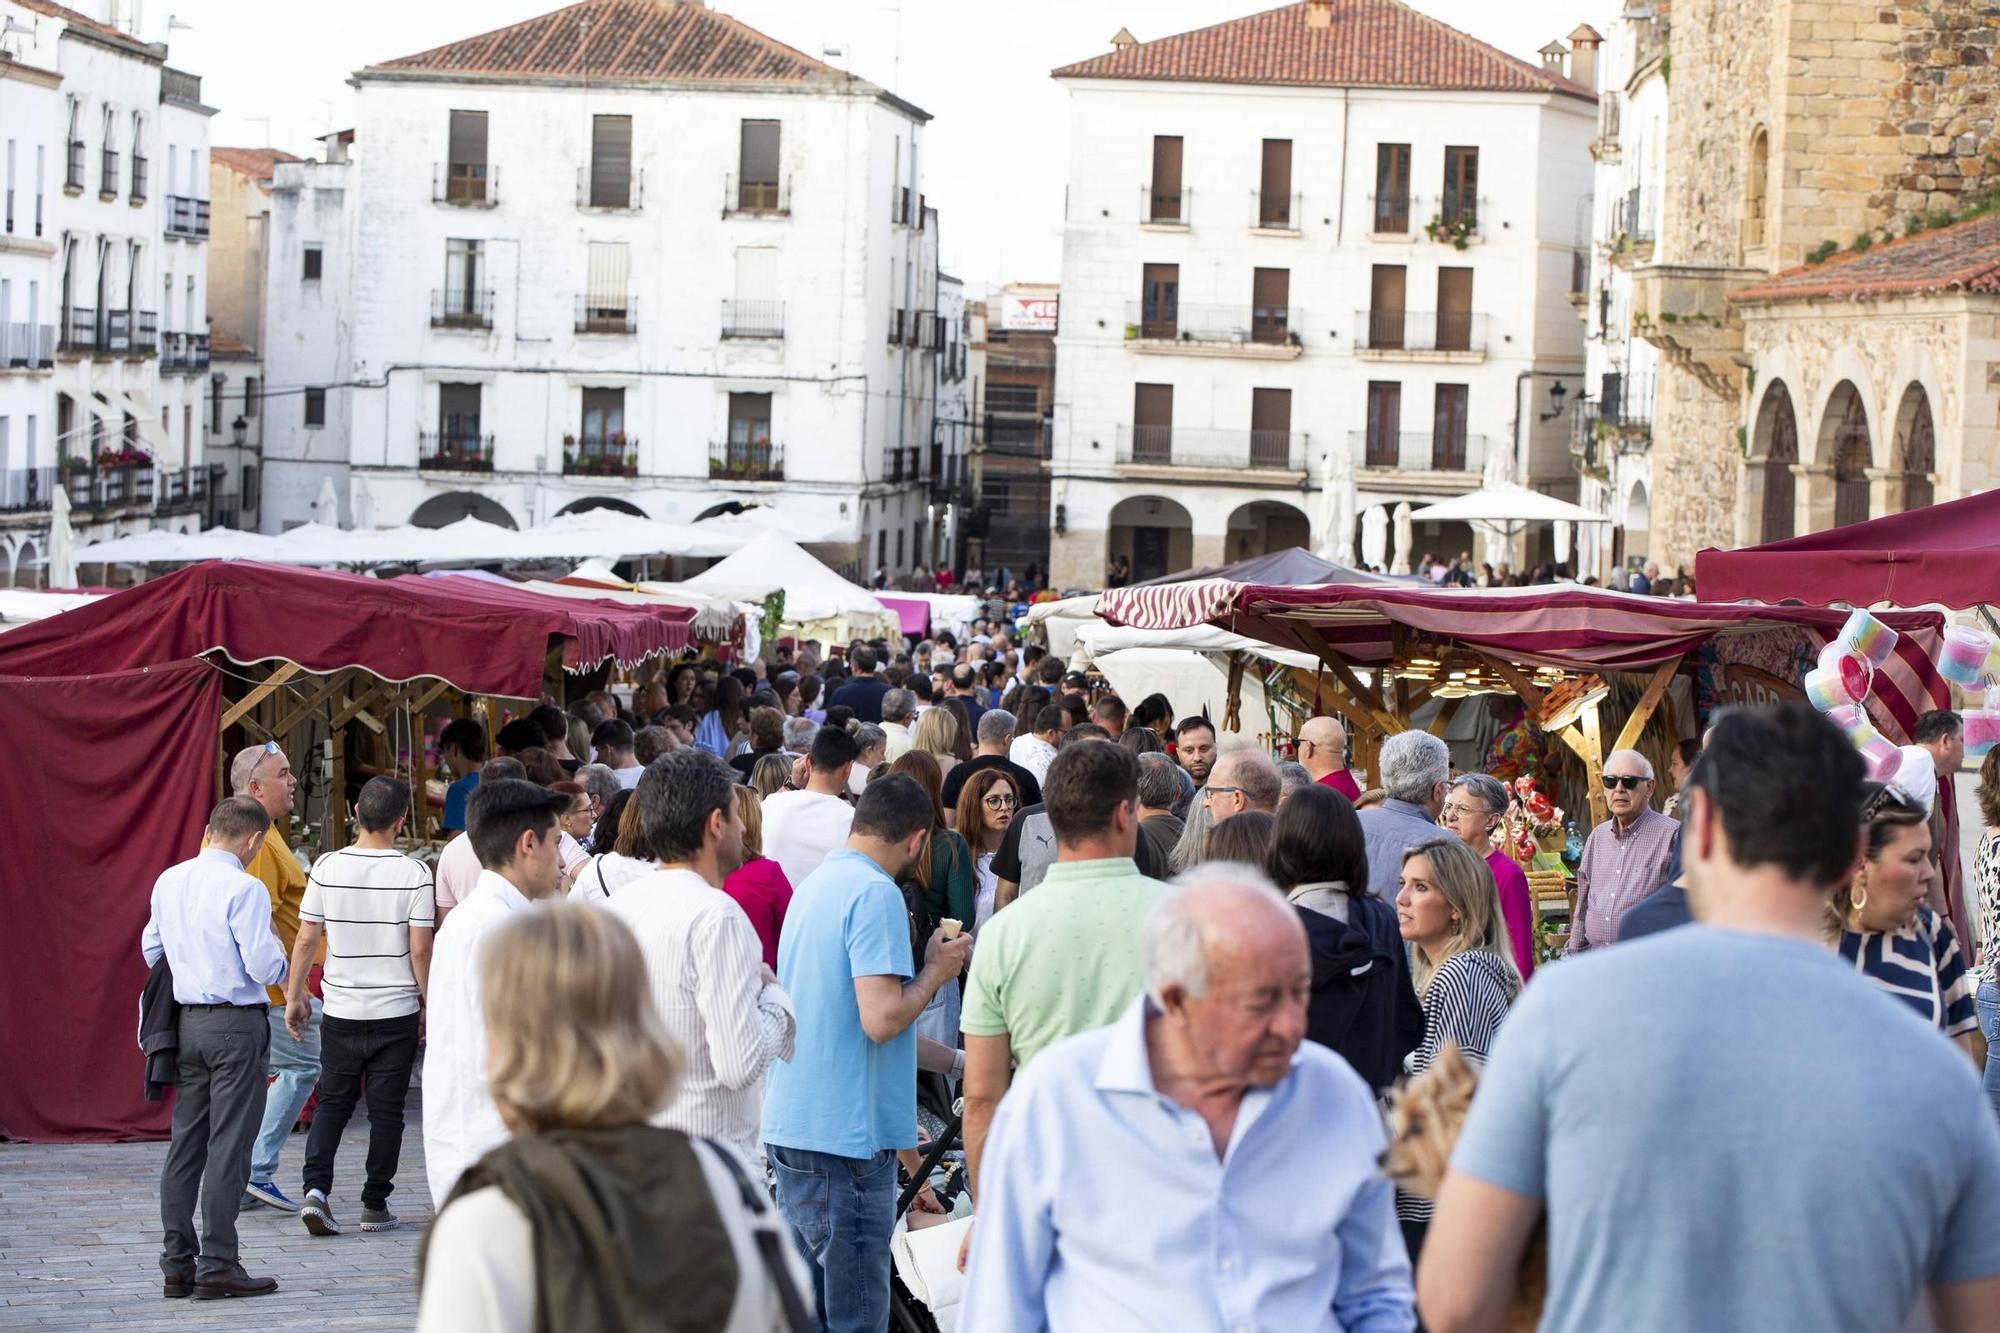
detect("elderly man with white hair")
[960,866,1415,1332]
[1567,747,1681,953]
[1357,731,1452,898]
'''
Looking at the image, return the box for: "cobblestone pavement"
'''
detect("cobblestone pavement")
[0,1087,431,1330]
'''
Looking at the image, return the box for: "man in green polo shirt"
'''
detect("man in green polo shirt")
[958,738,1167,1250]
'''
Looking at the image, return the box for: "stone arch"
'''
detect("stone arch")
[13,539,38,588]
[556,496,646,519]
[409,491,519,530]
[1107,494,1192,583]
[1752,378,1798,542]
[1224,499,1311,562]
[1625,480,1651,534]
[1890,383,1936,513]
[695,500,760,522]
[1818,381,1872,528]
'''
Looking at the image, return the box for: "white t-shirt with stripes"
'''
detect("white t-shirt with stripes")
[299,846,437,1021]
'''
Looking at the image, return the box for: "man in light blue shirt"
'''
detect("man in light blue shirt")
[141,796,291,1301]
[763,775,972,1332]
[1420,705,2000,1333]
[1357,731,1450,898]
[962,866,1414,1332]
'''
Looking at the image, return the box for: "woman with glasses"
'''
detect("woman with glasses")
[954,768,1018,930]
[1441,773,1538,981]
[1832,784,1980,1058]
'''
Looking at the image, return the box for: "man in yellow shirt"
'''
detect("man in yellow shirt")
[231,743,316,1213]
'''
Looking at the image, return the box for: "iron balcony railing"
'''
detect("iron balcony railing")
[435,163,497,207]
[61,306,96,352]
[1353,309,1487,354]
[65,463,155,512]
[0,466,56,511]
[724,173,790,217]
[576,296,637,334]
[1254,190,1301,231]
[1,322,55,369]
[1142,184,1191,225]
[158,466,210,509]
[1117,425,1308,472]
[721,300,784,339]
[431,289,495,330]
[564,440,637,477]
[1351,430,1488,473]
[1125,301,1299,346]
[166,195,210,238]
[162,331,210,372]
[710,439,783,481]
[1619,186,1653,243]
[1373,193,1412,234]
[418,431,496,472]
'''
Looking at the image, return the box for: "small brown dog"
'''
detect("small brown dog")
[1381,1044,1547,1331]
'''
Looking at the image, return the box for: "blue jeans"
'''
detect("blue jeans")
[249,998,320,1183]
[1978,980,2000,1122]
[767,1144,897,1333]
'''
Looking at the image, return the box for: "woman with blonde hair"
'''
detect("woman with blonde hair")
[1392,835,1521,1262]
[722,785,792,971]
[416,904,810,1332]
[911,707,961,781]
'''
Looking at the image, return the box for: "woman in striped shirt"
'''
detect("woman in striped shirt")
[1393,835,1522,1264]
[1832,784,1979,1059]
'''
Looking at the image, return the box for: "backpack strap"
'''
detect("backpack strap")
[698,1139,814,1333]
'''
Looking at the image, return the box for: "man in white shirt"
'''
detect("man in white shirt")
[763,727,859,889]
[1008,704,1063,787]
[880,688,917,761]
[143,796,291,1301]
[605,751,794,1163]
[283,777,435,1237]
[429,756,526,929]
[423,778,569,1207]
[592,718,645,790]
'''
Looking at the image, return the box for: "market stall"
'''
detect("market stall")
[684,529,901,643]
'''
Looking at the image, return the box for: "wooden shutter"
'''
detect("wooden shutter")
[1437,267,1473,351]
[590,115,632,207]
[1369,265,1406,348]
[740,121,780,184]
[448,111,488,165]
[1366,382,1400,467]
[586,242,629,312]
[1432,385,1469,470]
[1251,388,1292,467]
[1252,267,1289,343]
[1260,139,1292,226]
[1151,136,1184,221]
[1133,383,1173,463]
[1140,262,1178,336]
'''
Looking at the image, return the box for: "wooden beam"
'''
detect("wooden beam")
[1580,701,1608,826]
[402,680,454,717]
[1478,654,1546,717]
[1612,660,1680,755]
[330,680,394,733]
[219,661,302,732]
[1297,625,1401,732]
[267,670,358,741]
[1427,695,1465,738]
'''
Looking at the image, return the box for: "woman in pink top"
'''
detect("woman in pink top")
[722,786,792,970]
[1442,773,1538,981]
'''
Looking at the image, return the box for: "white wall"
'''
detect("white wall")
[261,152,353,530]
[0,51,64,510]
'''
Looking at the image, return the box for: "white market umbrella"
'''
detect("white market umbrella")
[46,484,77,589]
[1410,482,1607,528]
[315,476,342,528]
[1360,506,1389,569]
[351,477,376,531]
[1555,519,1573,565]
[1390,502,1413,576]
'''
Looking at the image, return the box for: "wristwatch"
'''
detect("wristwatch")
[949,1049,965,1081]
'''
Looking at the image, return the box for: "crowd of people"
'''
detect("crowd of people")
[138,628,2000,1328]
[1391,548,1697,597]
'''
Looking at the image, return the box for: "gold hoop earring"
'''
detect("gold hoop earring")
[1850,873,1868,914]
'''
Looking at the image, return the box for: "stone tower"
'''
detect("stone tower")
[1637,0,2000,567]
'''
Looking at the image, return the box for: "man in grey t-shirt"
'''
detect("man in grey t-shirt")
[1418,706,2000,1333]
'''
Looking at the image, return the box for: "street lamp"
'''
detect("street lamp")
[1539,381,1570,422]
[231,415,247,447]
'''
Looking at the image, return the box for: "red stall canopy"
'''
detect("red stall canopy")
[1696,488,2000,610]
[0,561,693,698]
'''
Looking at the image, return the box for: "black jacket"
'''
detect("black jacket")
[1291,884,1426,1093]
[139,957,180,1101]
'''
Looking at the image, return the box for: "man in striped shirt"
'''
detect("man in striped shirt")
[283,777,435,1237]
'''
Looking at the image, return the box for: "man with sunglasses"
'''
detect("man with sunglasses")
[1566,749,1680,954]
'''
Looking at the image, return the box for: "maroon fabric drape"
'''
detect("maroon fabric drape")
[0,660,220,1142]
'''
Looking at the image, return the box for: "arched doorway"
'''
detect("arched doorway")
[556,496,646,519]
[1753,380,1798,541]
[1107,494,1192,582]
[1822,383,1872,527]
[12,540,37,589]
[1891,384,1935,513]
[410,492,518,530]
[1225,500,1310,562]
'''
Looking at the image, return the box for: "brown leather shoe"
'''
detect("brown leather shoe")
[191,1270,278,1300]
[162,1273,192,1299]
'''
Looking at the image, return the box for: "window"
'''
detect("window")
[1132,383,1173,463]
[304,387,326,428]
[728,392,773,448]
[1365,382,1401,467]
[1250,388,1292,468]
[1251,267,1289,344]
[583,241,631,329]
[1369,265,1407,348]
[1442,146,1479,227]
[446,110,490,203]
[1374,144,1411,232]
[896,529,905,568]
[244,376,259,419]
[302,246,322,282]
[1432,385,1469,470]
[1437,267,1474,351]
[1744,127,1769,253]
[242,464,257,501]
[439,382,481,445]
[589,115,633,208]
[1149,136,1184,223]
[1140,262,1179,338]
[731,247,780,336]
[441,239,484,323]
[211,373,224,434]
[738,120,781,212]
[1259,139,1293,228]
[34,144,44,236]
[4,139,14,234]
[581,387,624,448]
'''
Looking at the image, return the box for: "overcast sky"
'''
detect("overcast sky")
[151,0,1592,291]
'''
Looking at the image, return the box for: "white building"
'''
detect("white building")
[1047,0,1594,586]
[0,0,214,585]
[0,22,63,582]
[261,0,945,576]
[931,267,969,570]
[1573,6,1667,582]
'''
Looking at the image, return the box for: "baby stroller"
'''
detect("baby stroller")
[890,1101,967,1333]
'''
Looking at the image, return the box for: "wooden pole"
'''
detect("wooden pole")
[1612,660,1679,755]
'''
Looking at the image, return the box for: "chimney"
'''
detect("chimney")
[1307,0,1333,28]
[1538,39,1568,76]
[1109,27,1138,53]
[1567,23,1603,90]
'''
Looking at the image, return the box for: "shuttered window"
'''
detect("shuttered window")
[589,115,632,208]
[586,242,629,315]
[1133,383,1173,463]
[1251,388,1292,468]
[1140,263,1178,337]
[447,111,489,202]
[1437,267,1473,351]
[1370,265,1407,349]
[1259,139,1293,227]
[1365,382,1400,467]
[581,388,624,448]
[1432,385,1469,470]
[1443,146,1479,226]
[1251,267,1289,344]
[739,120,780,211]
[728,392,772,447]
[1374,144,1410,232]
[1150,136,1184,222]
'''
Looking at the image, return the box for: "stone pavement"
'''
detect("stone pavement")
[0,1086,431,1329]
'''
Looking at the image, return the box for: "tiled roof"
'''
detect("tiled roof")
[1732,213,2000,304]
[15,0,157,55]
[211,147,304,182]
[1052,0,1594,101]
[367,0,838,86]
[210,331,254,358]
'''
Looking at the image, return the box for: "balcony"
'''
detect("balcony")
[100,308,133,355]
[710,440,783,481]
[157,466,210,513]
[435,164,497,207]
[65,462,156,513]
[419,431,496,473]
[1116,425,1308,473]
[1592,92,1623,163]
[1,322,55,370]
[431,289,495,330]
[130,155,148,204]
[576,296,637,335]
[65,140,85,193]
[1611,186,1654,268]
[1353,309,1487,361]
[721,299,784,340]
[0,467,56,512]
[1631,263,1761,396]
[724,174,790,218]
[1123,302,1303,358]
[1253,191,1301,234]
[1572,402,1652,460]
[165,195,210,239]
[61,306,96,353]
[578,166,642,211]
[888,309,906,347]
[1142,185,1191,228]
[99,148,119,200]
[1372,197,1413,235]
[563,438,636,478]
[162,331,210,373]
[163,68,204,106]
[1351,431,1488,474]
[130,310,159,356]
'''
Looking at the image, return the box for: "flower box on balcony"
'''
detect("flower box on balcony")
[92,448,153,469]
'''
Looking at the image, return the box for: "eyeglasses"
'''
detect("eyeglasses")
[1204,786,1245,801]
[1603,774,1648,790]
[1441,802,1488,819]
[983,794,1018,809]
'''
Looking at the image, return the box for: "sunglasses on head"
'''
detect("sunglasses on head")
[1603,774,1647,790]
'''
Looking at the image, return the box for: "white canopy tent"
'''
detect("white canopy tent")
[684,530,899,643]
[1410,483,1609,539]
[0,588,102,629]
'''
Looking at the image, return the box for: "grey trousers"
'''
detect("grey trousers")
[159,1004,271,1280]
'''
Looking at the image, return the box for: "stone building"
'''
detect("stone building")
[1633,0,2000,567]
